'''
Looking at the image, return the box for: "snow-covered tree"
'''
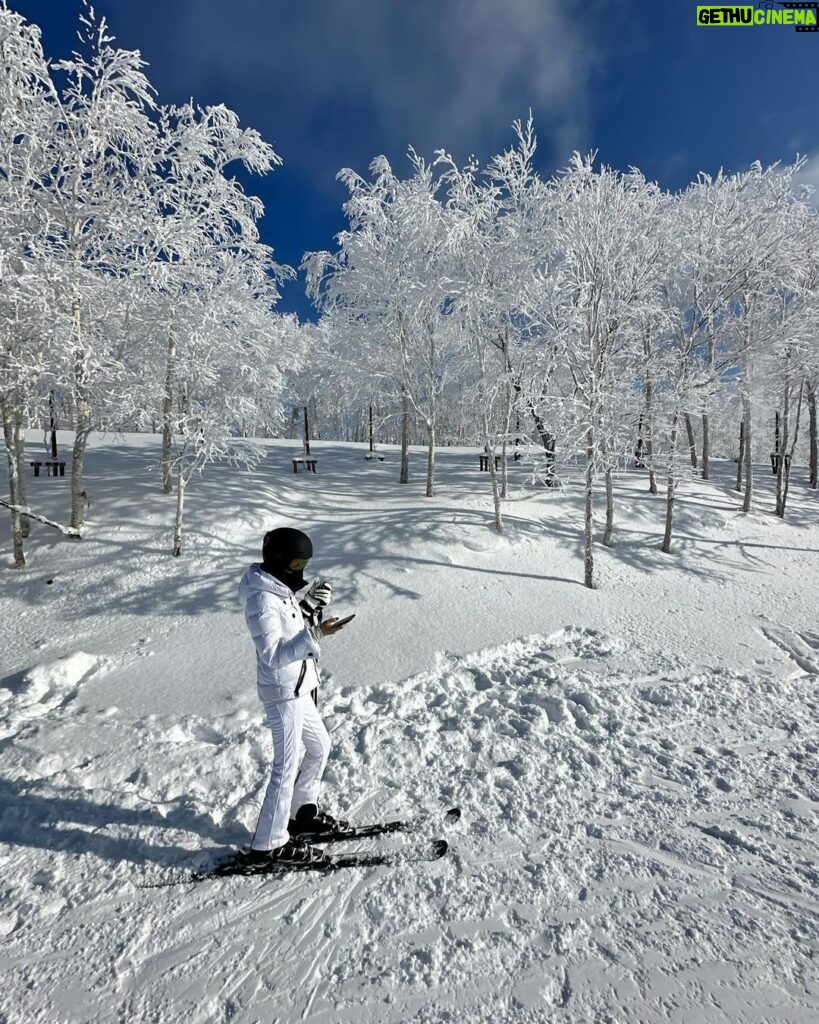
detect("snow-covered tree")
[28,5,158,530]
[0,4,59,564]
[306,151,455,495]
[154,255,294,556]
[145,100,286,495]
[523,155,665,586]
[440,126,533,530]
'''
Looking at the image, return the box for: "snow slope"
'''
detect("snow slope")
[1,434,817,1023]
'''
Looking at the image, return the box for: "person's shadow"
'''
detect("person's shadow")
[0,777,248,870]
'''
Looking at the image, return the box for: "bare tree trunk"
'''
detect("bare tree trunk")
[603,467,614,547]
[775,364,789,517]
[736,420,744,492]
[13,412,30,538]
[49,391,58,459]
[701,411,710,480]
[644,374,658,494]
[635,414,645,467]
[70,407,92,531]
[543,430,556,485]
[161,331,177,494]
[173,465,186,556]
[773,409,781,475]
[684,413,698,470]
[487,437,503,534]
[742,395,753,513]
[1,399,26,567]
[368,404,374,453]
[424,328,437,498]
[584,427,595,588]
[808,382,817,489]
[662,477,677,554]
[399,386,410,484]
[398,317,412,484]
[499,372,513,500]
[70,302,92,531]
[701,323,715,481]
[778,383,803,519]
[513,378,556,485]
[425,417,435,498]
[662,414,679,554]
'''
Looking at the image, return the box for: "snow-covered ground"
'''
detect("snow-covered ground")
[1,433,817,1024]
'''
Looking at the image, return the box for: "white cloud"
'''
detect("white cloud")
[119,0,602,182]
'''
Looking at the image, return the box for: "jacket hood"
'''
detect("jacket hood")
[238,563,291,606]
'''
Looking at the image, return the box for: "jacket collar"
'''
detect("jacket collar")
[251,563,293,597]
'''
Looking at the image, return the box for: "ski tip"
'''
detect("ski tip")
[430,839,449,860]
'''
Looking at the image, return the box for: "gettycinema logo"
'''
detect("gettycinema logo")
[697,2,819,29]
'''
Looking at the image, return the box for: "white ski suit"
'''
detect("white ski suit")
[238,563,331,850]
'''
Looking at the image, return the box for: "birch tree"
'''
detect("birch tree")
[525,155,663,585]
[0,5,59,565]
[145,101,285,494]
[441,119,545,528]
[306,152,454,494]
[159,255,293,555]
[29,6,158,531]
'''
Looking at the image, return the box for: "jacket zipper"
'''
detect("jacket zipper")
[294,661,308,696]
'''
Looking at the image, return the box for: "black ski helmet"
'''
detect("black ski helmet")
[262,527,313,589]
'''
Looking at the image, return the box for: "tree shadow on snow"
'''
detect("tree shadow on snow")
[0,667,30,695]
[2,441,582,622]
[4,439,817,623]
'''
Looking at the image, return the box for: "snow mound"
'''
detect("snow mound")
[0,652,107,739]
[22,651,101,697]
[313,630,818,1023]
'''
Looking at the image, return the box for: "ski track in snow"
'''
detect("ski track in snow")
[760,624,819,679]
[1,626,817,1024]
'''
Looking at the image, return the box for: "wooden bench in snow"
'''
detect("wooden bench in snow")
[30,460,66,478]
[292,457,317,474]
[770,452,791,476]
[479,454,502,472]
[364,452,385,461]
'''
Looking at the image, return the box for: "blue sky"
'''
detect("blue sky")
[10,0,819,320]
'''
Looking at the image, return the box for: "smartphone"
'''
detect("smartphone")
[333,613,356,627]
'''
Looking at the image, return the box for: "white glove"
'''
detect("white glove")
[301,579,332,618]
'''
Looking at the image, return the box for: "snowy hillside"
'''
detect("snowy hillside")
[1,433,818,1024]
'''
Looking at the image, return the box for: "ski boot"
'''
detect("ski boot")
[239,839,328,867]
[289,803,350,839]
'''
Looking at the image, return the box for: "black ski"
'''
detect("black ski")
[138,810,459,889]
[194,837,449,881]
[133,838,447,887]
[294,806,461,845]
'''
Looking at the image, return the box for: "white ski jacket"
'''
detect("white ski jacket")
[238,563,321,700]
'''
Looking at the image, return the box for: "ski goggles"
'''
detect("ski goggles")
[287,557,310,571]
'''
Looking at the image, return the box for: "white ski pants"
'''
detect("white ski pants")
[251,694,331,851]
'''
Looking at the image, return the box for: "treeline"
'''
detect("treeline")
[2,5,817,589]
[302,123,819,586]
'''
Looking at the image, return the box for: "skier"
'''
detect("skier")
[237,526,351,865]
